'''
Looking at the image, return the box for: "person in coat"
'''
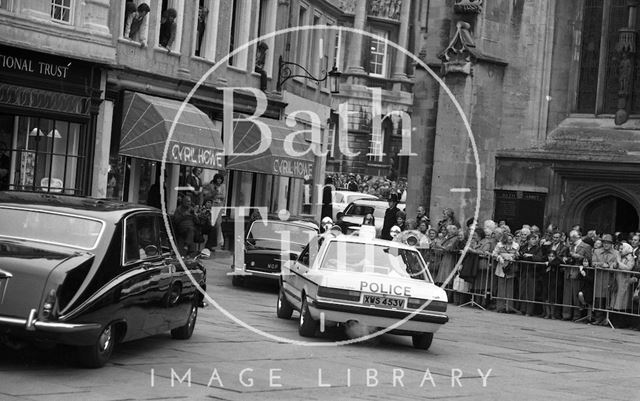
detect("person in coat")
[591,234,617,325]
[493,233,520,313]
[518,234,546,316]
[380,193,400,240]
[560,230,592,321]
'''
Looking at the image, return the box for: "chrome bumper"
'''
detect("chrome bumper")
[0,309,101,333]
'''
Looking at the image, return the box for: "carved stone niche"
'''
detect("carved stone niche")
[454,0,483,15]
[369,0,402,20]
[338,0,357,14]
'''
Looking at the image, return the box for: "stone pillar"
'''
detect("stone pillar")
[392,0,411,81]
[92,99,113,198]
[346,0,367,74]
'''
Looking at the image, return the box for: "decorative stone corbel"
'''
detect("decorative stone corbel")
[615,0,639,125]
[454,0,483,15]
[439,21,477,76]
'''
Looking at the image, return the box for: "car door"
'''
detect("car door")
[119,212,174,337]
[287,237,321,310]
[157,214,200,326]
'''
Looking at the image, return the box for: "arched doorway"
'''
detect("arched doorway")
[583,196,639,234]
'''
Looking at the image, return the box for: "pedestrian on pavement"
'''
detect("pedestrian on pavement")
[562,230,593,321]
[173,195,199,256]
[518,234,546,316]
[493,233,520,314]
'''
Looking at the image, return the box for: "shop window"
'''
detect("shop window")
[368,30,388,77]
[2,115,83,194]
[122,1,151,47]
[0,0,13,11]
[296,3,309,66]
[51,0,73,23]
[229,0,253,68]
[193,0,220,59]
[576,0,640,114]
[253,0,276,77]
[157,0,184,52]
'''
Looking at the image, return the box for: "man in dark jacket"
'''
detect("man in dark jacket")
[381,193,400,240]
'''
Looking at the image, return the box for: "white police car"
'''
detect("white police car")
[277,234,448,349]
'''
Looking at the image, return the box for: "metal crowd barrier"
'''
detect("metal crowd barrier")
[416,247,640,330]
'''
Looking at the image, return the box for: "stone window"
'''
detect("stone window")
[156,0,184,52]
[253,0,277,77]
[368,29,388,77]
[229,0,253,68]
[51,0,73,24]
[193,0,220,60]
[296,3,309,66]
[0,0,13,11]
[576,0,640,114]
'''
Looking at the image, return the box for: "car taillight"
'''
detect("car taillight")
[317,287,361,301]
[42,289,57,319]
[407,298,447,312]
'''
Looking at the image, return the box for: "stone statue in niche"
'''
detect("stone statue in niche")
[338,0,356,14]
[369,0,401,20]
[454,0,483,14]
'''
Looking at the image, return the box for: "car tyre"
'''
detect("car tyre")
[171,302,197,340]
[298,297,318,337]
[77,323,115,368]
[276,285,294,319]
[231,275,245,287]
[412,333,434,350]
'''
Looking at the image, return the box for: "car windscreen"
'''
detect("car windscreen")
[320,241,430,281]
[343,203,386,218]
[0,207,104,250]
[248,221,317,247]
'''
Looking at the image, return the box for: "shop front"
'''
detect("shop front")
[226,119,316,217]
[0,45,103,195]
[116,91,224,212]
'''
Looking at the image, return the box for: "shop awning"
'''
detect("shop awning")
[226,119,316,179]
[119,91,224,169]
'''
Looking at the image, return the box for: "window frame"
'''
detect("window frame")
[295,2,310,68]
[0,0,13,12]
[50,0,74,24]
[368,29,389,78]
[252,0,277,77]
[120,0,151,46]
[192,0,220,60]
[155,0,185,53]
[122,212,162,266]
[228,0,254,69]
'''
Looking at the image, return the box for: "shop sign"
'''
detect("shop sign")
[0,45,93,89]
[273,158,313,179]
[170,142,224,169]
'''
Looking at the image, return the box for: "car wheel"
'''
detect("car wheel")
[171,302,198,340]
[77,323,115,368]
[412,333,434,350]
[231,275,245,287]
[298,297,318,337]
[276,285,294,319]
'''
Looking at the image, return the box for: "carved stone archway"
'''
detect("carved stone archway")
[562,184,640,232]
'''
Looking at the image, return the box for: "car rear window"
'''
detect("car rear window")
[320,241,430,281]
[0,207,104,249]
[248,221,317,246]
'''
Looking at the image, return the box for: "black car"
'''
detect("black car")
[231,218,318,286]
[0,192,207,368]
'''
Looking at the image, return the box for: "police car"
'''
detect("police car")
[277,234,448,350]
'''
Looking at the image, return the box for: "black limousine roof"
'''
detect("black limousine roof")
[0,191,157,220]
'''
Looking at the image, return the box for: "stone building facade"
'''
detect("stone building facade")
[409,0,640,233]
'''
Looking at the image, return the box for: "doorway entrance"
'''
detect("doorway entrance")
[583,196,639,234]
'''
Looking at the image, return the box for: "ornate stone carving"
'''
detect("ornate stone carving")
[338,0,357,14]
[615,2,638,125]
[454,0,483,15]
[368,0,402,20]
[439,21,477,76]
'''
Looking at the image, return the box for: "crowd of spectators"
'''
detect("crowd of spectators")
[379,203,640,330]
[327,172,408,201]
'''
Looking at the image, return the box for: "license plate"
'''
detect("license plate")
[267,263,278,270]
[362,294,405,308]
